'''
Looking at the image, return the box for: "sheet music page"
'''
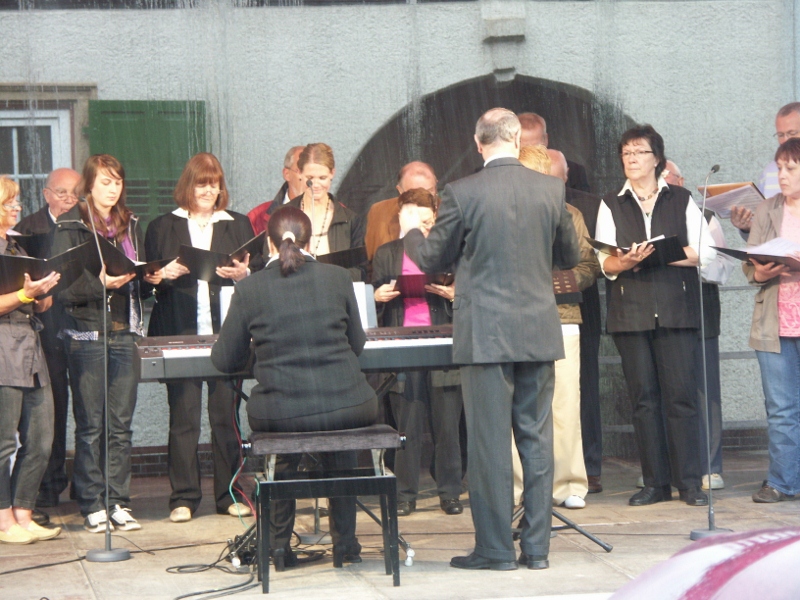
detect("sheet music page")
[748,237,800,257]
[220,286,235,325]
[352,282,370,330]
[697,183,765,218]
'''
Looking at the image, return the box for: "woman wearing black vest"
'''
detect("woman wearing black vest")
[594,125,716,507]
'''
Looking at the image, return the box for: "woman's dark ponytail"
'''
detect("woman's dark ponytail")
[267,206,312,277]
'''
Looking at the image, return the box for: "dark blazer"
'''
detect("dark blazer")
[50,205,149,333]
[404,157,580,364]
[145,210,255,336]
[211,258,375,422]
[566,187,602,337]
[372,238,452,327]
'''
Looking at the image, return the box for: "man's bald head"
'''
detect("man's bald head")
[396,161,437,195]
[546,149,568,183]
[44,168,81,217]
[663,160,684,187]
[518,112,548,147]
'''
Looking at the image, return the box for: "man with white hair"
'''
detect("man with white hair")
[403,108,580,571]
[247,146,305,235]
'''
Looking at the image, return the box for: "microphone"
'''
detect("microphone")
[710,164,720,174]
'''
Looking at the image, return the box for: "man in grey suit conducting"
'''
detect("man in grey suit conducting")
[402,108,580,571]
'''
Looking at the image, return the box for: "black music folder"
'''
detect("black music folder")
[586,235,686,269]
[392,273,455,298]
[9,231,51,258]
[714,240,800,271]
[315,246,368,270]
[0,240,98,296]
[176,232,266,283]
[96,236,174,279]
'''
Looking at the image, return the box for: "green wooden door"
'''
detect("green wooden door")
[88,100,206,228]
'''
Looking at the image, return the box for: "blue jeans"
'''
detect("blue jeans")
[756,338,800,496]
[0,385,54,510]
[67,333,139,516]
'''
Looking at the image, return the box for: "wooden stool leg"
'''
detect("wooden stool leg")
[379,493,392,575]
[260,482,272,593]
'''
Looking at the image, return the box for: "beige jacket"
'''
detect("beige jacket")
[744,193,787,353]
[558,204,601,325]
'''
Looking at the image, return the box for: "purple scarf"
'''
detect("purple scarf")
[100,216,135,260]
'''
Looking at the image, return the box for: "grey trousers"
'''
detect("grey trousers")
[460,362,554,561]
[0,384,54,510]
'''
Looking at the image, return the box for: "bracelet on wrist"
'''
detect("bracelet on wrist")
[17,289,35,304]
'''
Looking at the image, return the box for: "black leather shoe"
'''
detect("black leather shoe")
[679,487,709,506]
[440,498,463,515]
[587,476,603,494]
[629,485,672,506]
[397,500,416,516]
[518,552,549,570]
[450,552,517,571]
[32,508,50,526]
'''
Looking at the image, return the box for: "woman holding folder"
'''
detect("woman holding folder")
[594,125,716,507]
[372,188,463,516]
[0,176,62,544]
[744,137,800,504]
[145,153,255,523]
[287,143,365,280]
[50,155,157,532]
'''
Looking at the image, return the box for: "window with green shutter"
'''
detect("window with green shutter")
[88,100,205,228]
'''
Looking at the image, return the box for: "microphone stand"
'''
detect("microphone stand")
[690,165,732,541]
[81,198,131,562]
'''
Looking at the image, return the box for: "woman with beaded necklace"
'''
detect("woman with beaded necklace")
[145,152,255,524]
[287,143,365,281]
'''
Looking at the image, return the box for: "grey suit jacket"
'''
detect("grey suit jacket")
[404,157,580,364]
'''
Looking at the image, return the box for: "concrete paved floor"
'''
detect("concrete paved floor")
[1,449,798,600]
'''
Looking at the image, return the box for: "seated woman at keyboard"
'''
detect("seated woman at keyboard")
[371,188,464,517]
[211,206,377,569]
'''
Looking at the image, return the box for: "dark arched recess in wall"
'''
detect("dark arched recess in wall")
[337,74,636,215]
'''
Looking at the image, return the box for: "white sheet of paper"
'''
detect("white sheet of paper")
[220,286,235,325]
[748,237,800,257]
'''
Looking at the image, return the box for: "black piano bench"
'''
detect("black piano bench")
[245,424,403,593]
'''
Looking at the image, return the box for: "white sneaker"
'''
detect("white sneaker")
[109,505,142,531]
[170,507,192,523]
[227,502,252,517]
[563,495,586,509]
[84,510,113,533]
[702,474,725,490]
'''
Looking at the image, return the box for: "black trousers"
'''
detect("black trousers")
[390,371,463,502]
[37,363,70,505]
[579,331,602,478]
[166,379,243,513]
[613,326,702,491]
[249,398,377,553]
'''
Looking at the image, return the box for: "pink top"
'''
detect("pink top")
[778,205,800,337]
[402,252,431,327]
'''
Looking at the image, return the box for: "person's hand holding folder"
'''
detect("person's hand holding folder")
[614,241,655,273]
[216,253,249,282]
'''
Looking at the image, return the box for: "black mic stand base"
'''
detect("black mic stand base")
[86,547,131,562]
[690,526,733,541]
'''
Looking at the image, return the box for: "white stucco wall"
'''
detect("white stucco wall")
[3,0,796,447]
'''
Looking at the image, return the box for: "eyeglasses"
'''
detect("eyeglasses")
[2,203,22,211]
[621,150,654,159]
[46,188,79,200]
[775,131,800,141]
